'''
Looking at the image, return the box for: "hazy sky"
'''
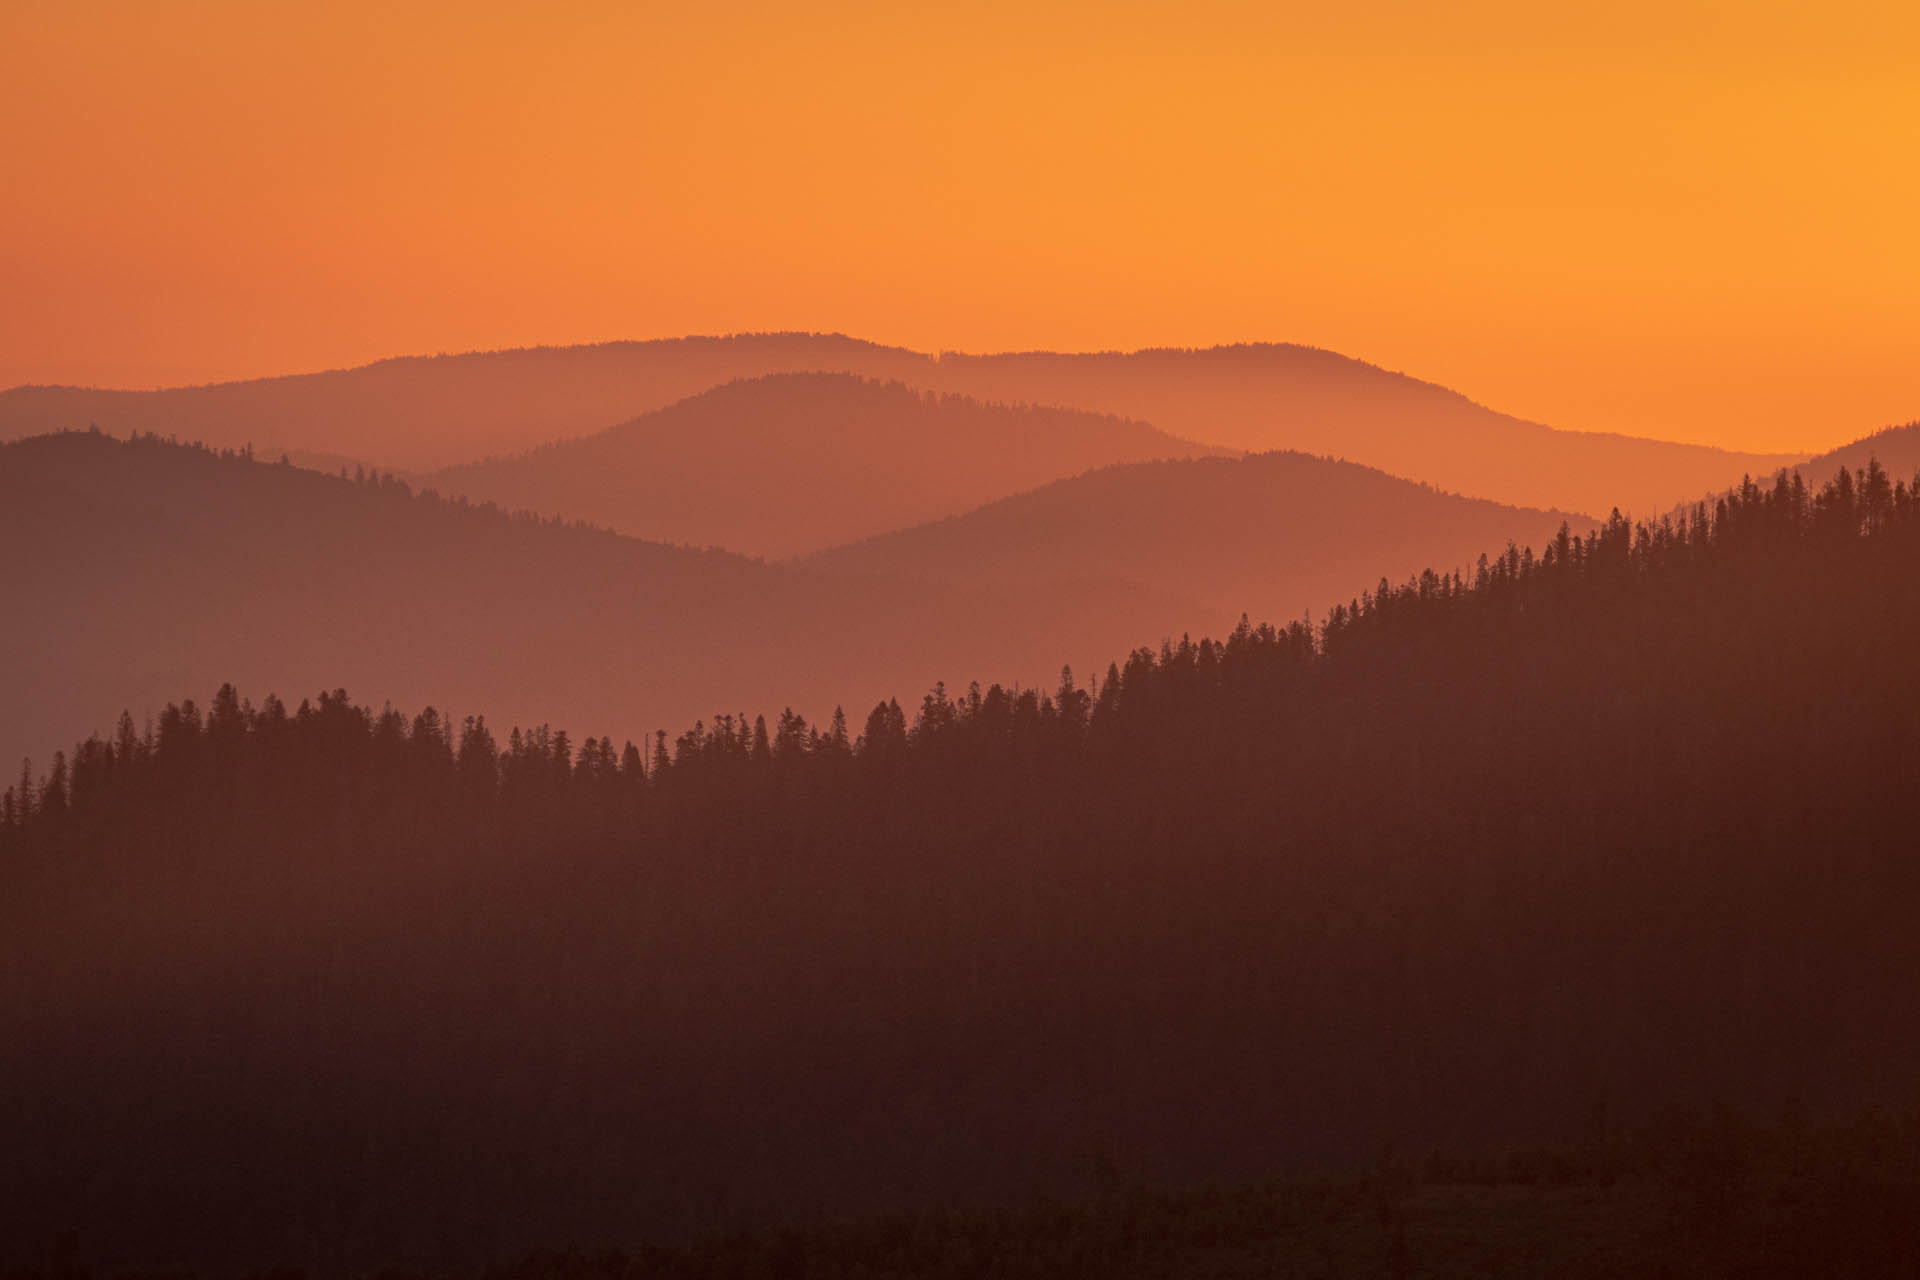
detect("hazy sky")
[4,0,1916,453]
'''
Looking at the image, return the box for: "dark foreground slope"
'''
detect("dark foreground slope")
[0,334,1796,514]
[0,431,1204,769]
[422,375,1217,558]
[5,461,1920,1272]
[18,1113,1920,1280]
[805,450,1591,619]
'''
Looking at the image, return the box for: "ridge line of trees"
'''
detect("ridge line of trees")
[6,458,1913,834]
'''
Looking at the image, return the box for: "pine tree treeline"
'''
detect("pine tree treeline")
[7,458,1914,834]
[3,462,1920,1272]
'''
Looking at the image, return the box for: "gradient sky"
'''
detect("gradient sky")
[4,0,1917,453]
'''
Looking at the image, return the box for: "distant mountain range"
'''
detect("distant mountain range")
[0,334,926,471]
[898,344,1803,519]
[803,451,1591,621]
[0,333,1801,516]
[0,431,1208,770]
[7,350,1902,770]
[0,425,1603,771]
[420,374,1219,559]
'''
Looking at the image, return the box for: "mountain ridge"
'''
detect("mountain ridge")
[0,429,1210,769]
[0,333,1800,516]
[418,371,1224,558]
[802,449,1594,621]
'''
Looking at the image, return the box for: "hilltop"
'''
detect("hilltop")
[805,449,1590,619]
[421,373,1218,558]
[0,430,1204,768]
[0,334,1797,515]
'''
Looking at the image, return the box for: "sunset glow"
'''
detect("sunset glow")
[6,0,1917,452]
[15,4,1920,1271]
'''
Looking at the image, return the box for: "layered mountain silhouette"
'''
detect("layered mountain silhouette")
[804,451,1591,621]
[0,335,930,471]
[911,345,1802,518]
[0,431,1210,770]
[421,374,1217,558]
[10,450,1920,1271]
[0,333,1798,515]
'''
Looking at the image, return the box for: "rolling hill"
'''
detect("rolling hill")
[0,334,931,471]
[1657,419,1920,525]
[419,373,1219,558]
[0,334,1799,516]
[804,451,1593,621]
[1754,419,1920,500]
[8,454,1919,1271]
[0,430,1208,770]
[912,344,1802,519]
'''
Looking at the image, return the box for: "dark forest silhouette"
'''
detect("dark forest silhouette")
[1672,419,1920,524]
[5,460,1919,1271]
[0,334,1798,514]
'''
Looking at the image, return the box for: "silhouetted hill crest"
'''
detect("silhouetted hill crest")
[0,333,1801,516]
[0,429,1209,768]
[419,371,1219,558]
[804,447,1592,620]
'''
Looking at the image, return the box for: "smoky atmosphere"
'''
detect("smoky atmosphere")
[6,4,1920,1276]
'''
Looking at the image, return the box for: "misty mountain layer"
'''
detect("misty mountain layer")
[0,431,1209,769]
[0,333,1798,516]
[420,373,1218,558]
[804,449,1591,619]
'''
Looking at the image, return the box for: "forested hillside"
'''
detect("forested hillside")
[0,431,1204,769]
[804,450,1589,618]
[422,374,1216,558]
[6,461,1918,1273]
[1692,419,1920,515]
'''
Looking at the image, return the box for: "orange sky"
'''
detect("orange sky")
[4,0,1917,454]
